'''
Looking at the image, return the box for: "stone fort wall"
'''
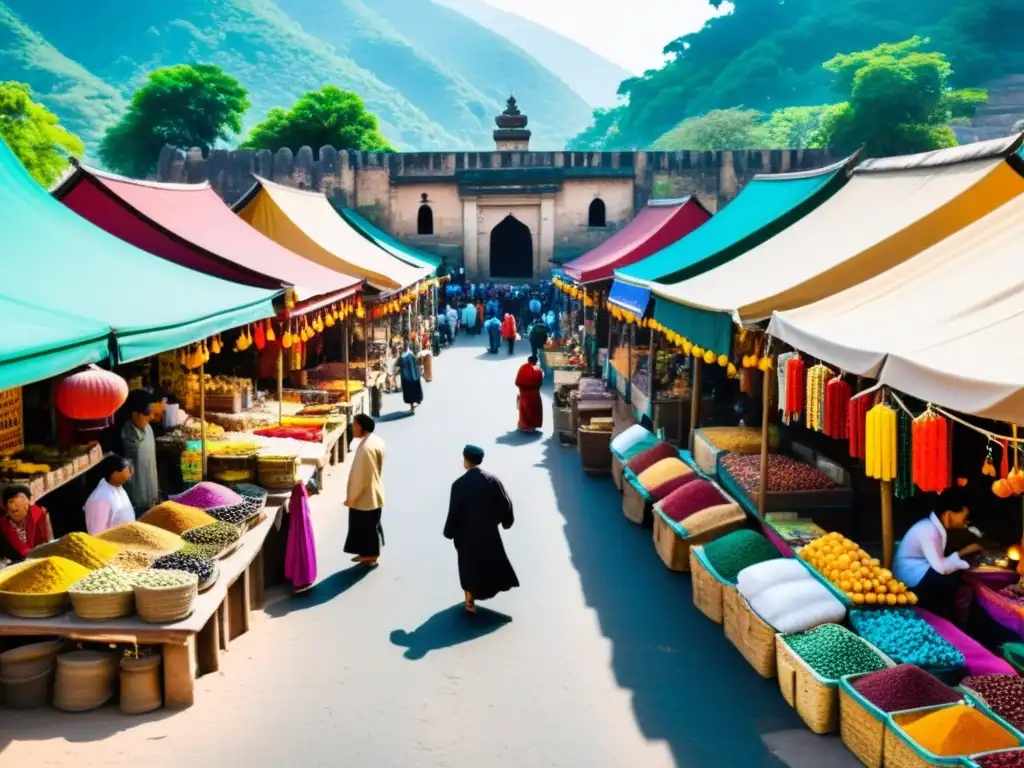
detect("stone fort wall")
[157,145,833,267]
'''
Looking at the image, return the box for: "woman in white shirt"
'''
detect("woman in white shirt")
[893,499,981,616]
[84,455,136,535]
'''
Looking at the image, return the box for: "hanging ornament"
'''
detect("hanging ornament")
[282,321,294,349]
[254,321,266,350]
[265,318,276,343]
[55,366,129,420]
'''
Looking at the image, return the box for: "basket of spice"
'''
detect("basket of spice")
[27,532,122,570]
[651,478,742,572]
[961,676,1024,739]
[775,623,892,735]
[692,530,780,624]
[205,495,264,530]
[68,565,136,621]
[969,749,1024,767]
[181,521,242,560]
[839,666,963,768]
[98,522,184,559]
[886,702,1023,768]
[689,546,731,624]
[139,501,217,535]
[0,556,90,618]
[132,569,199,623]
[153,548,218,591]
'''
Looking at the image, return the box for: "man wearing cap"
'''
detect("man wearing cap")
[444,445,519,613]
[344,414,386,565]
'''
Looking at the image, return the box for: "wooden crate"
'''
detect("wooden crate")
[204,393,242,414]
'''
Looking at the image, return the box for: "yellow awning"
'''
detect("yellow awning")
[235,176,430,292]
[653,137,1024,328]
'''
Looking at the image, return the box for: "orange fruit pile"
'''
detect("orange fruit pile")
[799,532,917,607]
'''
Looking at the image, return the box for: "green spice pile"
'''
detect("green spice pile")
[177,542,222,559]
[70,566,134,594]
[784,624,888,680]
[152,551,215,583]
[131,569,197,589]
[701,529,780,582]
[182,522,240,554]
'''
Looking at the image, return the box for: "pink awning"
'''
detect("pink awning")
[561,197,711,284]
[54,164,363,314]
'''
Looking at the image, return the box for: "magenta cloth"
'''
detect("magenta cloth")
[763,524,793,557]
[562,198,711,283]
[916,607,1018,676]
[626,441,677,476]
[657,479,729,523]
[54,165,361,309]
[284,483,318,589]
[647,471,700,502]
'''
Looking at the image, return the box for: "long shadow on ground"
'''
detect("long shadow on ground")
[538,432,798,767]
[264,564,373,616]
[390,604,513,660]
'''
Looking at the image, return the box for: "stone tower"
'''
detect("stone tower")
[493,95,531,151]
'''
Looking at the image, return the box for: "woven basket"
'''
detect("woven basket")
[0,640,60,681]
[690,547,728,624]
[134,573,199,624]
[775,627,894,735]
[120,655,162,715]
[838,675,889,768]
[553,404,573,443]
[887,703,1024,768]
[722,582,743,646]
[69,588,135,621]
[611,455,624,490]
[652,510,744,573]
[198,563,221,593]
[730,594,778,679]
[53,651,117,712]
[622,480,649,525]
[0,590,69,619]
[579,428,612,474]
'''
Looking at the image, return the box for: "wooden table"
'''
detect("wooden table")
[0,510,277,710]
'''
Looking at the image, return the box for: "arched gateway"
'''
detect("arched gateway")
[489,215,533,279]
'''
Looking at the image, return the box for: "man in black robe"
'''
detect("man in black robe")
[444,445,519,614]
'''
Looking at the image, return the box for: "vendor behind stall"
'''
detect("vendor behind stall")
[0,484,54,564]
[120,390,159,512]
[84,455,135,534]
[894,490,981,618]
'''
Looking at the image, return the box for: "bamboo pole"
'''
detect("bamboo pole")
[362,313,369,390]
[343,317,350,391]
[276,346,283,426]
[757,367,771,520]
[199,361,207,478]
[881,480,894,571]
[688,357,703,452]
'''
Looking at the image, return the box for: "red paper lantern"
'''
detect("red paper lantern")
[55,366,129,420]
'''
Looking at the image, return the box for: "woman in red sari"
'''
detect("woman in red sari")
[0,484,54,564]
[515,355,544,431]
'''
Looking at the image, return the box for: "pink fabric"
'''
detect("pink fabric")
[562,198,711,283]
[657,479,728,523]
[57,170,361,305]
[284,483,318,589]
[916,607,1018,676]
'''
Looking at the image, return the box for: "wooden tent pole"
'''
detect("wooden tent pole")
[757,367,771,520]
[276,346,283,426]
[881,480,894,571]
[342,317,350,390]
[688,357,703,452]
[199,361,207,479]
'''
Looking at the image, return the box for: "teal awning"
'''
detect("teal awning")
[0,138,280,386]
[339,208,442,271]
[615,158,850,287]
[653,298,733,360]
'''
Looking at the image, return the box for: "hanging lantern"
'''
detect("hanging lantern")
[55,366,129,420]
[254,321,266,350]
[265,318,276,342]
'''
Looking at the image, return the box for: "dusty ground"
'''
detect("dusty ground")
[0,336,858,767]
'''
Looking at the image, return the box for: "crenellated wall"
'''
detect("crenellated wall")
[157,144,833,275]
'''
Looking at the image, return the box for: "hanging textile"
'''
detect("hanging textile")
[824,377,852,439]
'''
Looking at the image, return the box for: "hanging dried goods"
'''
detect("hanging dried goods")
[805,364,830,432]
[823,377,851,439]
[848,394,870,460]
[865,403,897,481]
[785,356,805,420]
[895,409,915,500]
[912,411,952,493]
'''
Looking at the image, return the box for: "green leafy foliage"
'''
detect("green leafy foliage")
[567,107,626,151]
[654,108,767,150]
[572,0,1024,149]
[815,38,988,156]
[98,64,249,177]
[242,86,393,153]
[0,80,83,185]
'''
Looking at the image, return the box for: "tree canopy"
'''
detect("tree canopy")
[99,64,250,177]
[241,86,393,153]
[570,0,1023,149]
[0,81,83,186]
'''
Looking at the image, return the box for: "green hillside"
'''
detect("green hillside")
[0,0,594,154]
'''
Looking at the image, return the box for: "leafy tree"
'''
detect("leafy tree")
[763,105,844,149]
[566,107,626,151]
[0,81,83,185]
[242,86,393,153]
[99,65,250,177]
[653,108,767,150]
[814,37,987,156]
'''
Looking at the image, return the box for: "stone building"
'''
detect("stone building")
[157,97,832,281]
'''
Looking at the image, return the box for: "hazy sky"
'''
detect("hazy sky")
[480,0,719,74]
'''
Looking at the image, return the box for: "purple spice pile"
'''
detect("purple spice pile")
[851,664,961,713]
[961,675,1024,731]
[172,481,243,510]
[975,751,1024,768]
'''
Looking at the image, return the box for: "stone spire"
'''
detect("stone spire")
[493,95,531,151]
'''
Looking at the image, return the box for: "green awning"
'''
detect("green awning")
[616,157,850,286]
[339,207,442,271]
[0,138,280,383]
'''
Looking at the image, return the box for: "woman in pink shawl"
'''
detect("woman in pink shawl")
[285,483,317,594]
